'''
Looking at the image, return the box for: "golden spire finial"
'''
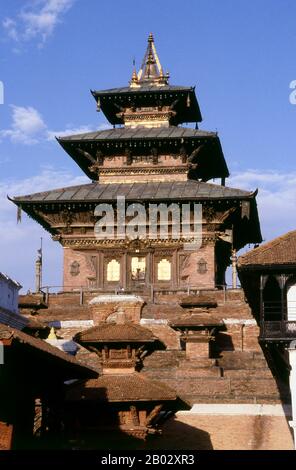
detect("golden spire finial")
[148,32,154,43]
[136,33,169,86]
[130,58,140,88]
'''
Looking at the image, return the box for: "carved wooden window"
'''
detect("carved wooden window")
[107,259,120,282]
[131,257,146,281]
[157,258,171,281]
[197,258,207,274]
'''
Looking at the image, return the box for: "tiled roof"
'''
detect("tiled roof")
[92,85,193,95]
[12,180,253,204]
[66,372,176,402]
[74,323,156,343]
[238,230,296,267]
[57,127,216,142]
[0,323,96,378]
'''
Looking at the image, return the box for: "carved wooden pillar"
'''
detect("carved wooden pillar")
[276,274,287,321]
[260,274,268,336]
[231,249,237,289]
[122,253,127,289]
[146,251,152,286]
[130,406,139,426]
[98,251,104,288]
[150,252,154,286]
[172,250,178,287]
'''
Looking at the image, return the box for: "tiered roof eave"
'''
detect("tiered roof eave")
[56,127,230,182]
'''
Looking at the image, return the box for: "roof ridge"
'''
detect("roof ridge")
[238,230,296,266]
[240,230,296,259]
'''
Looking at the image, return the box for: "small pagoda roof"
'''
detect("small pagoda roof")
[92,84,193,95]
[0,323,96,379]
[57,127,228,181]
[74,322,156,344]
[66,372,176,402]
[91,85,202,125]
[91,33,202,125]
[238,230,296,269]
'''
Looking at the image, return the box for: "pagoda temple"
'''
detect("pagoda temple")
[10,35,296,451]
[11,34,262,294]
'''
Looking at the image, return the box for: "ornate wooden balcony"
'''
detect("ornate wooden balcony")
[260,320,296,340]
[259,300,296,341]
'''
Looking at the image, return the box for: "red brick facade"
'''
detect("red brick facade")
[63,242,216,291]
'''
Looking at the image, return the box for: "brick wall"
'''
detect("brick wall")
[63,248,94,289]
[179,243,215,288]
[63,243,216,291]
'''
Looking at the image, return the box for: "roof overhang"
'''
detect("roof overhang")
[91,86,202,125]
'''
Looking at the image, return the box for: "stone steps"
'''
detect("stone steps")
[223,369,273,378]
[151,376,283,401]
[144,350,185,369]
[217,351,267,370]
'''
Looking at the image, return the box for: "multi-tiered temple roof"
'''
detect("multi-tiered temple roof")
[11,34,262,291]
[56,33,228,183]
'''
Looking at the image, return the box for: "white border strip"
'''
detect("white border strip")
[48,320,94,328]
[181,404,292,417]
[223,319,257,325]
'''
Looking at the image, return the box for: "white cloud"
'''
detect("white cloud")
[46,125,95,141]
[46,122,109,140]
[3,18,19,41]
[0,168,88,292]
[0,104,99,145]
[0,105,46,144]
[3,0,75,46]
[0,167,87,208]
[228,169,296,242]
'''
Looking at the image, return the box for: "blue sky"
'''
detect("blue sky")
[0,0,296,291]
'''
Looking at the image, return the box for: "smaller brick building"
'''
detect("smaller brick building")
[64,320,181,446]
[238,230,296,342]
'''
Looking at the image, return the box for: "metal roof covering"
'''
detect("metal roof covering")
[58,126,216,142]
[12,180,254,204]
[92,85,194,95]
